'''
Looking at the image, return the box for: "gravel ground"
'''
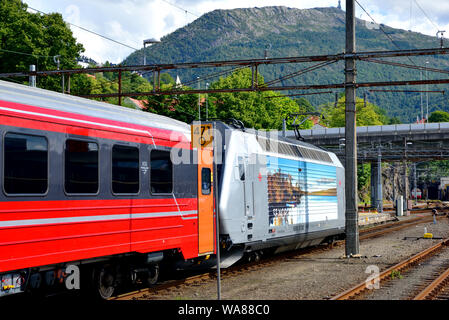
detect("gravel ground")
[146,214,449,300]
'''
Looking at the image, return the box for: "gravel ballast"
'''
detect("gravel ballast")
[146,215,449,300]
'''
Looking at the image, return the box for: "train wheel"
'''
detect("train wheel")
[145,264,159,286]
[95,265,116,299]
[253,251,261,263]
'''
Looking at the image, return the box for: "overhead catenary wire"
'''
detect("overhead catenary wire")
[361,58,449,75]
[0,48,54,59]
[413,0,440,31]
[26,6,139,51]
[263,60,339,87]
[159,0,225,31]
[355,0,418,67]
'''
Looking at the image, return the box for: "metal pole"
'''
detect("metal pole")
[403,138,408,214]
[345,0,359,256]
[426,61,429,120]
[363,91,367,109]
[282,119,286,137]
[153,71,156,93]
[198,77,201,121]
[251,65,255,90]
[29,65,36,87]
[420,71,423,121]
[118,70,122,106]
[376,151,382,213]
[392,163,396,204]
[206,83,209,120]
[414,163,417,205]
[213,122,221,300]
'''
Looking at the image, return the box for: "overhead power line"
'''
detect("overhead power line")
[26,6,139,51]
[0,48,53,59]
[159,0,226,31]
[355,0,417,66]
[160,0,201,19]
[413,0,440,31]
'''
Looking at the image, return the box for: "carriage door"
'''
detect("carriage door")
[241,157,254,218]
[192,123,215,256]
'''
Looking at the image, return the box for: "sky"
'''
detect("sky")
[22,0,449,64]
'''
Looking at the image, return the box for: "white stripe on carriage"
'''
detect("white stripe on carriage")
[0,210,198,228]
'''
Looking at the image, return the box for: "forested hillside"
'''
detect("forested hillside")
[123,6,449,123]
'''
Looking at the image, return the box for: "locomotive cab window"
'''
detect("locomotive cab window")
[201,168,211,195]
[4,133,48,194]
[150,150,173,194]
[65,139,99,194]
[112,145,139,194]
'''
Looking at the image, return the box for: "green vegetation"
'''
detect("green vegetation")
[390,270,403,280]
[0,0,84,91]
[208,68,311,130]
[0,1,154,104]
[142,68,314,130]
[428,110,449,123]
[321,95,388,127]
[321,95,391,203]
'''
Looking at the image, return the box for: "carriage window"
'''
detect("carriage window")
[150,150,172,194]
[112,145,139,194]
[65,139,99,194]
[201,168,211,195]
[4,133,48,194]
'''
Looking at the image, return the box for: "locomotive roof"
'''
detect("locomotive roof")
[230,125,327,152]
[0,80,191,136]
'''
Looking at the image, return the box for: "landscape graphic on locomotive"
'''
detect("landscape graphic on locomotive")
[266,157,338,227]
[0,80,345,299]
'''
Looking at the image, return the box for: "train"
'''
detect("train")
[0,80,345,299]
[411,188,422,199]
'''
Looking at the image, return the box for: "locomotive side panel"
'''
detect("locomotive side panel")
[217,131,248,245]
[219,128,345,252]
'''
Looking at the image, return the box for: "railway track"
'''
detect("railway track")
[111,208,444,301]
[413,260,449,300]
[331,238,449,300]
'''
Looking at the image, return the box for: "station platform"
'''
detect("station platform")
[358,211,395,226]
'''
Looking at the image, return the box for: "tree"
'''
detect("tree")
[143,83,199,123]
[428,110,449,123]
[321,95,390,204]
[323,95,389,128]
[0,0,85,91]
[208,69,312,130]
[388,116,402,124]
[295,97,316,113]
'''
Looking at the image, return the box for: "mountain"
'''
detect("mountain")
[122,6,449,123]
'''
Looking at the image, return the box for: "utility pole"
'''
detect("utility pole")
[143,38,160,66]
[345,0,359,256]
